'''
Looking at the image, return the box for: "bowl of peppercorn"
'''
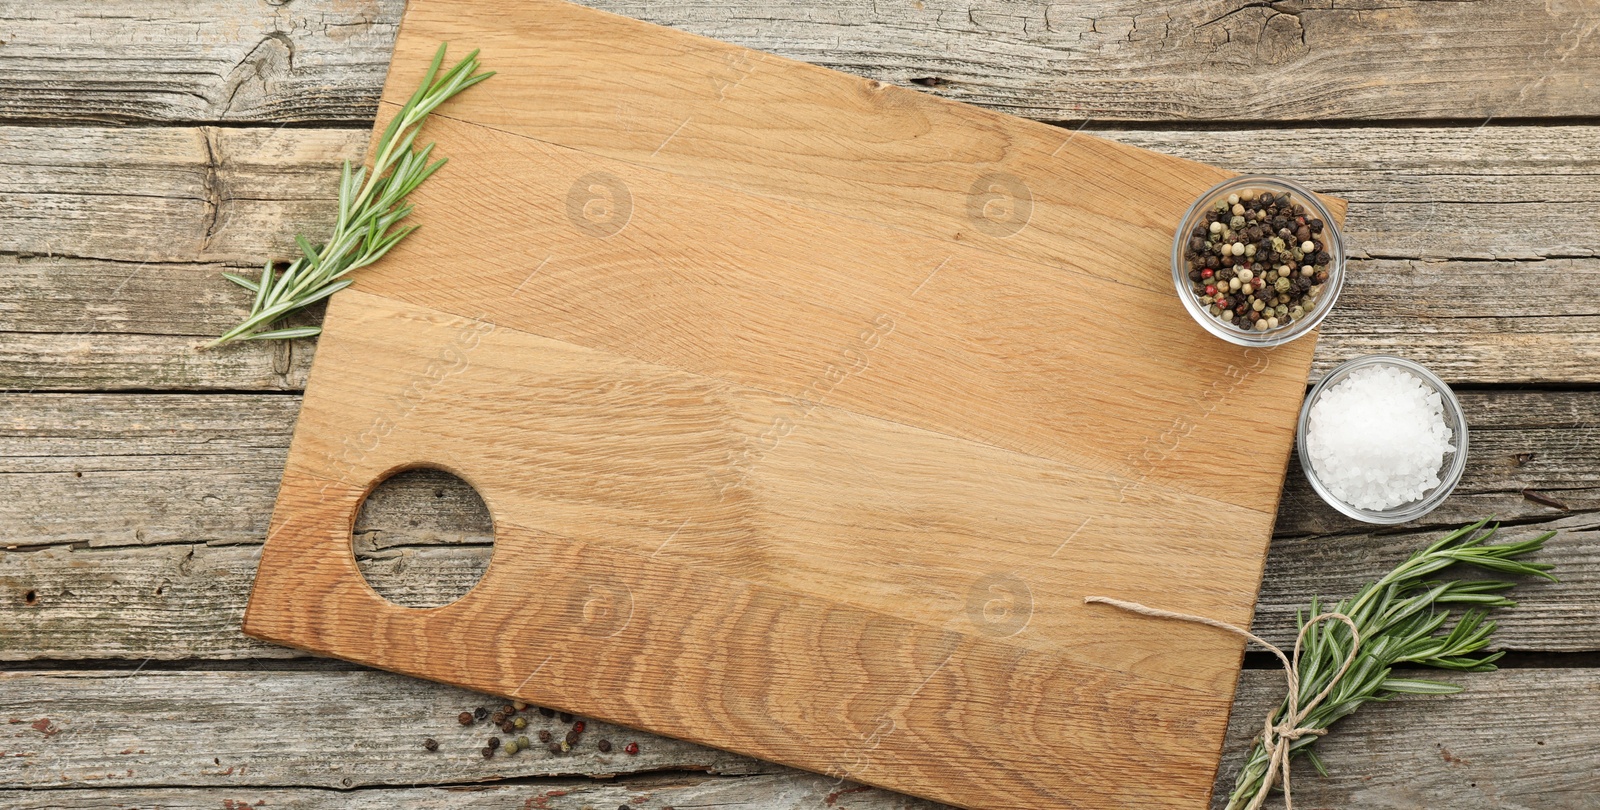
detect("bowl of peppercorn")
[1171,175,1346,347]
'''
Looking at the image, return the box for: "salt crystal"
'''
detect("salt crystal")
[1305,365,1455,511]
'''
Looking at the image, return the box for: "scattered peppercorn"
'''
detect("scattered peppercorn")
[513,716,528,730]
[598,739,613,753]
[474,707,489,722]
[504,741,520,755]
[487,737,500,750]
[624,742,640,755]
[538,729,552,743]
[500,720,516,734]
[572,721,586,734]
[423,738,439,752]
[619,805,631,810]
[481,746,494,759]
[458,712,474,726]
[559,712,574,723]
[565,728,581,746]
[539,707,556,718]
[513,701,527,711]
[548,742,563,754]
[517,736,531,750]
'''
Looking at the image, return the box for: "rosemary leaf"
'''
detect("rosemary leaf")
[205,43,491,348]
[1225,519,1557,809]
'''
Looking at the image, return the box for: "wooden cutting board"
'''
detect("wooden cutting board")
[243,2,1345,807]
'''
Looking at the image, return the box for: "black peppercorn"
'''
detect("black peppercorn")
[538,729,552,743]
[565,729,581,746]
[487,737,500,750]
[458,712,474,726]
[481,746,494,759]
[474,707,489,722]
[559,712,574,723]
[598,739,613,752]
[539,707,555,718]
[424,738,439,752]
[548,742,563,754]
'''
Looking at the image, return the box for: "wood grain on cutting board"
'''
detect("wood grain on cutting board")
[243,1,1343,808]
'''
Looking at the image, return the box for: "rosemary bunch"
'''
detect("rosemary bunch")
[206,44,491,348]
[1225,519,1557,809]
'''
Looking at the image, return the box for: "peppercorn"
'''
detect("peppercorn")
[559,712,574,723]
[624,742,640,755]
[548,742,562,754]
[505,741,520,755]
[513,701,528,711]
[513,716,528,730]
[481,746,494,759]
[458,712,474,726]
[539,707,555,718]
[487,737,500,750]
[538,729,552,743]
[474,707,489,722]
[598,739,613,753]
[500,720,515,734]
[424,738,439,752]
[619,805,630,810]
[572,721,586,734]
[517,736,531,749]
[560,741,572,753]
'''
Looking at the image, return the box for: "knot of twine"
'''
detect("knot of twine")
[1084,596,1360,810]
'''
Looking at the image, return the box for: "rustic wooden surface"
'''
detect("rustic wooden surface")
[1,0,1597,808]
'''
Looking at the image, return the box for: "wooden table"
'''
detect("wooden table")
[3,2,1597,807]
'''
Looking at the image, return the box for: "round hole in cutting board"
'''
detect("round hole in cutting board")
[353,467,494,609]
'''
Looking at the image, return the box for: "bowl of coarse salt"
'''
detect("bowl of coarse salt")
[1296,355,1467,524]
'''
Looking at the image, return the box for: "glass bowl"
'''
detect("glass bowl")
[1295,355,1468,524]
[1170,175,1347,347]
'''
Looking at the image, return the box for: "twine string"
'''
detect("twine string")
[1084,596,1361,810]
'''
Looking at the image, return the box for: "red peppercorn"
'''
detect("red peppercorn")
[1203,284,1216,296]
[624,742,639,755]
[573,721,586,733]
[1200,268,1213,279]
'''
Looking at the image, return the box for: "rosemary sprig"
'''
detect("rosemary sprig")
[206,43,492,348]
[1225,518,1557,809]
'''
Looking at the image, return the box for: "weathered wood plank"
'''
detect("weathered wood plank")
[0,126,354,265]
[0,394,297,547]
[6,124,1597,265]
[10,257,1600,389]
[4,124,1600,387]
[1212,667,1600,810]
[2,393,1595,658]
[0,333,308,392]
[0,0,403,124]
[6,388,1593,546]
[0,668,1593,809]
[0,775,943,810]
[0,670,764,789]
[3,1,1596,124]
